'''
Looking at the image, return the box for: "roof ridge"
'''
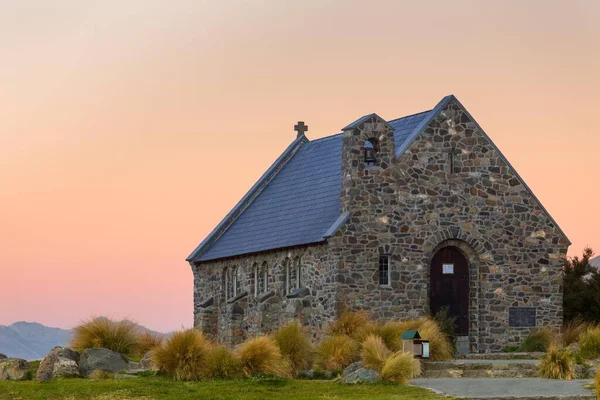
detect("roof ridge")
[387,109,432,123]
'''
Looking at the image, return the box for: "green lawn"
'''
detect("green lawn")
[0,377,445,400]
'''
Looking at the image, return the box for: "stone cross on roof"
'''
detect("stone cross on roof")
[294,121,308,138]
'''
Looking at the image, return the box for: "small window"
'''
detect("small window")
[259,261,268,294]
[296,258,302,288]
[285,258,300,294]
[364,139,377,166]
[379,255,390,286]
[442,264,454,274]
[253,263,259,297]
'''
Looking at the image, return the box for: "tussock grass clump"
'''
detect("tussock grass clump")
[578,326,600,360]
[538,345,575,380]
[360,335,391,372]
[136,330,164,357]
[519,327,555,352]
[378,321,413,352]
[70,317,139,356]
[315,335,359,371]
[595,368,600,399]
[204,345,242,379]
[380,351,421,384]
[562,319,588,347]
[273,321,314,374]
[237,337,291,378]
[153,329,210,381]
[329,311,371,337]
[410,318,453,361]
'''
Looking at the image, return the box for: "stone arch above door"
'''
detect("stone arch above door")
[422,228,487,354]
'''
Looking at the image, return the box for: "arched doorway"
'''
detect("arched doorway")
[430,246,469,335]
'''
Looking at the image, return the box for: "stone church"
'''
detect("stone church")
[186,95,570,353]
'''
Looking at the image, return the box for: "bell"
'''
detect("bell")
[364,146,376,165]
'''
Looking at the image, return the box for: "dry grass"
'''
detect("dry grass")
[360,335,391,372]
[380,351,421,384]
[519,327,556,352]
[237,336,291,378]
[203,345,242,379]
[273,321,314,374]
[562,319,589,347]
[70,317,139,356]
[153,329,210,381]
[579,325,600,360]
[537,345,576,380]
[136,330,164,357]
[329,311,371,337]
[315,335,359,371]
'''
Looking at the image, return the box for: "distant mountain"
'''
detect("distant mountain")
[591,256,600,269]
[0,322,71,361]
[0,321,169,361]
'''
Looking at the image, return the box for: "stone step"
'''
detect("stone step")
[459,352,545,360]
[422,360,539,378]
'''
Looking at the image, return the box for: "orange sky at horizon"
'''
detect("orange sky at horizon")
[1,0,599,332]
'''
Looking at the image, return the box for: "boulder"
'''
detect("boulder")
[0,354,6,360]
[342,362,364,379]
[36,346,80,382]
[139,351,158,372]
[79,348,128,377]
[0,358,30,381]
[567,342,580,354]
[341,367,380,384]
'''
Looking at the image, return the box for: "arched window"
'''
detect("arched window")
[233,266,240,297]
[284,258,291,294]
[223,268,229,300]
[261,261,269,293]
[296,258,302,288]
[253,263,259,297]
[364,139,377,166]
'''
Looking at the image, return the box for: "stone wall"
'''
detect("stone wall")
[333,100,568,352]
[192,99,568,352]
[190,244,338,345]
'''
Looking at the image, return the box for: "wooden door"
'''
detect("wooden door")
[430,247,469,335]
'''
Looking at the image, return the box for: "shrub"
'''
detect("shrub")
[153,329,210,381]
[380,351,421,383]
[329,311,371,336]
[579,326,600,360]
[411,317,454,361]
[360,335,390,372]
[433,306,457,355]
[538,345,575,380]
[237,336,291,378]
[273,321,314,374]
[70,317,139,356]
[562,319,588,347]
[203,345,242,379]
[378,321,413,352]
[351,321,381,344]
[315,335,359,371]
[519,327,555,352]
[136,330,164,357]
[88,369,114,380]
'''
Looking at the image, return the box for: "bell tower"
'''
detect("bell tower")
[339,113,395,213]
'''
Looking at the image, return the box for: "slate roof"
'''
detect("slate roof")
[189,109,433,263]
[188,94,571,263]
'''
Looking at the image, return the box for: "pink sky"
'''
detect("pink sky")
[1,1,599,333]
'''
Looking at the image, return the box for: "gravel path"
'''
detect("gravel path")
[411,378,595,399]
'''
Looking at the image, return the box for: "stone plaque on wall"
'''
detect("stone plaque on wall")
[509,307,536,327]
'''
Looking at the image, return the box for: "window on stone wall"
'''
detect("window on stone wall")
[379,255,390,286]
[285,258,298,294]
[233,266,240,297]
[296,258,302,288]
[253,263,259,297]
[364,138,378,166]
[260,261,268,294]
[224,267,233,299]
